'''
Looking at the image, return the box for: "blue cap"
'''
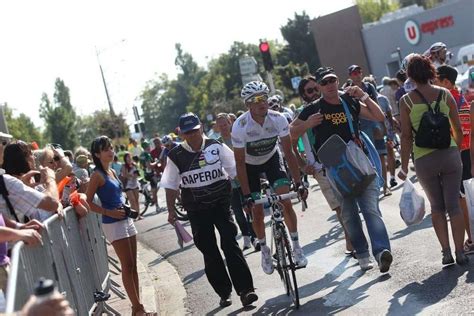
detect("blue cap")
[179,113,201,133]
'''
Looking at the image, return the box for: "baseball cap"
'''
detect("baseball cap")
[142,140,150,149]
[314,67,338,84]
[348,65,362,74]
[437,65,458,84]
[179,113,201,133]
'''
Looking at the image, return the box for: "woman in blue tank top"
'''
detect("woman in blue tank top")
[86,136,156,316]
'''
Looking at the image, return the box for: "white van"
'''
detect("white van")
[456,44,474,74]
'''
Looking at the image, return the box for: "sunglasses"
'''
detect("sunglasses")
[320,77,337,86]
[246,94,268,104]
[350,69,362,75]
[305,87,318,94]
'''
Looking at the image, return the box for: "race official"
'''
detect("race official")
[161,113,258,308]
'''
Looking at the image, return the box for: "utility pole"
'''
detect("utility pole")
[95,47,116,117]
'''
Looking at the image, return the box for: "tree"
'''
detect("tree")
[77,110,129,147]
[356,0,399,24]
[278,12,320,72]
[3,105,43,145]
[40,78,78,149]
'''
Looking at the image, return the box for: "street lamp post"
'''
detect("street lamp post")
[95,47,116,117]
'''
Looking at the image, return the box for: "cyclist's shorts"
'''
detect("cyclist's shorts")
[246,152,289,200]
[144,173,158,189]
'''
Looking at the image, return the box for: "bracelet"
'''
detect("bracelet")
[360,93,369,102]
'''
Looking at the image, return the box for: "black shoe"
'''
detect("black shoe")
[377,249,393,273]
[390,178,398,188]
[240,291,258,307]
[442,249,455,265]
[219,295,232,308]
[395,159,401,169]
[252,239,261,252]
[455,251,469,265]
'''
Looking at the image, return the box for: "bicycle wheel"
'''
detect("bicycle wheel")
[273,226,288,292]
[282,230,300,308]
[139,190,151,216]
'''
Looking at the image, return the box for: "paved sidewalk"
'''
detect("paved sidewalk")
[106,241,187,315]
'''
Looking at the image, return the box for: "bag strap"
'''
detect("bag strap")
[413,89,437,112]
[340,97,357,139]
[0,175,20,223]
[433,90,444,113]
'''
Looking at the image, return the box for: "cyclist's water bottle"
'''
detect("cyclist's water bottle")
[33,278,59,304]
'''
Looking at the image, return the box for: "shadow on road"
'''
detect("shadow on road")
[390,214,432,241]
[182,269,206,285]
[387,264,470,315]
[302,223,345,257]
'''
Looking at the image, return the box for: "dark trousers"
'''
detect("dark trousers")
[230,187,256,239]
[187,203,254,298]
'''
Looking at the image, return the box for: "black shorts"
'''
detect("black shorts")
[145,173,158,189]
[246,152,289,199]
[460,149,471,194]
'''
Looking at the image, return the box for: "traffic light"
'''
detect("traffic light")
[259,41,273,71]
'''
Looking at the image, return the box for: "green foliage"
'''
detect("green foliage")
[356,0,399,23]
[77,110,129,147]
[278,12,320,72]
[3,105,43,145]
[40,78,78,150]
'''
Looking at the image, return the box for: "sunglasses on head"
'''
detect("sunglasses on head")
[246,94,268,104]
[320,77,337,86]
[305,87,318,94]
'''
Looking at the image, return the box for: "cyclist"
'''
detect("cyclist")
[232,81,308,275]
[424,42,448,68]
[162,113,258,308]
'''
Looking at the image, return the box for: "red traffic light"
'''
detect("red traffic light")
[259,42,270,53]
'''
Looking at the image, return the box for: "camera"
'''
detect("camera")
[122,204,139,219]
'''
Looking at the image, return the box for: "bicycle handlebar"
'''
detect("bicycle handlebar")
[254,192,299,205]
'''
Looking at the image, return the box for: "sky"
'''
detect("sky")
[0,0,353,128]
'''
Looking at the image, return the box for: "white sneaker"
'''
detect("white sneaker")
[243,236,252,250]
[261,246,274,275]
[358,257,374,271]
[293,247,308,267]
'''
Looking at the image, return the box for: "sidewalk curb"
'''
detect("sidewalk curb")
[137,242,189,316]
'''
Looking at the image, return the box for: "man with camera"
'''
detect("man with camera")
[161,113,258,309]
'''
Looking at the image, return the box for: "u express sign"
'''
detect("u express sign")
[404,16,455,45]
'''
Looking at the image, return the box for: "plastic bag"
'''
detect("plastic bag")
[462,179,474,239]
[174,221,193,248]
[399,179,425,226]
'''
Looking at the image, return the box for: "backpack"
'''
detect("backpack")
[412,89,451,149]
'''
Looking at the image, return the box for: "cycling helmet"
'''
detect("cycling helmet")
[268,95,283,109]
[161,135,172,145]
[429,42,447,53]
[240,81,269,102]
[401,53,416,71]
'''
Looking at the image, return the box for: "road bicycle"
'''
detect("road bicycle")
[254,181,303,309]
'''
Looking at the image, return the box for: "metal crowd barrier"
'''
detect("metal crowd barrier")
[5,206,120,315]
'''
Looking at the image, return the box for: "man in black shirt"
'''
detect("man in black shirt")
[290,67,393,273]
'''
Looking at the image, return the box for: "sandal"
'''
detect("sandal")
[132,304,158,316]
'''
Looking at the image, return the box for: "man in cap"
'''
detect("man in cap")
[161,113,258,308]
[290,67,393,273]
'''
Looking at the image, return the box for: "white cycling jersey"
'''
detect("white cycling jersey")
[231,110,290,165]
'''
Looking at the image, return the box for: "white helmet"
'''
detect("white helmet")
[161,135,172,145]
[268,95,283,109]
[241,81,269,102]
[401,53,416,71]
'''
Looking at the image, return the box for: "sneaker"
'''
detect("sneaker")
[390,178,398,188]
[261,245,274,275]
[240,290,258,307]
[252,239,261,252]
[243,236,252,251]
[293,247,308,268]
[358,257,374,271]
[463,240,474,254]
[455,251,470,265]
[377,249,393,273]
[219,294,232,308]
[442,249,455,265]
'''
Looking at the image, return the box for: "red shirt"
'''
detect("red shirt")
[451,88,471,151]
